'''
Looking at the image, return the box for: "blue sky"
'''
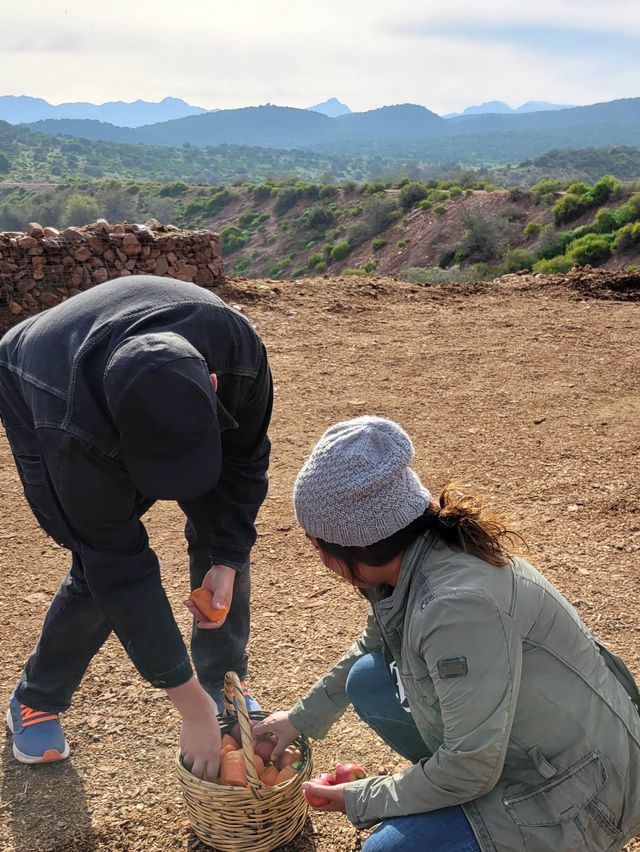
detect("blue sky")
[2,0,638,114]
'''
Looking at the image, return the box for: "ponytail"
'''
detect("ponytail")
[317,481,525,578]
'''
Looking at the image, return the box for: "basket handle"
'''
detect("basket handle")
[223,671,262,794]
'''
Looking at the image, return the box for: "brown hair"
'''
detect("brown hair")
[317,482,526,584]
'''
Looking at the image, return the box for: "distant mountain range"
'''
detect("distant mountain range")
[0,94,354,127]
[19,98,640,153]
[0,95,210,127]
[444,100,575,118]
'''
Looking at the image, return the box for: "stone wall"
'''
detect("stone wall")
[0,219,225,320]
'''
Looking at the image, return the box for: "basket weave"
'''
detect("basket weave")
[176,672,313,851]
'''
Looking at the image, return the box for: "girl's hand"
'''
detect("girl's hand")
[302,781,346,812]
[252,711,300,761]
[183,564,235,628]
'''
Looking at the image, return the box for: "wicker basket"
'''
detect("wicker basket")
[176,671,313,851]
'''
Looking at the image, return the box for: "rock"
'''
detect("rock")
[74,247,92,262]
[9,301,23,315]
[154,256,169,275]
[61,228,84,243]
[145,218,161,231]
[39,292,61,308]
[26,223,45,238]
[112,224,125,235]
[93,267,109,284]
[43,227,60,238]
[121,234,141,256]
[17,236,38,249]
[95,219,111,234]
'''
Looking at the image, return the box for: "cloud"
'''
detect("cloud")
[0,0,637,115]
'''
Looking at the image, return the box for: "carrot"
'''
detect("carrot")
[220,743,236,761]
[274,765,298,785]
[221,733,239,751]
[220,751,247,787]
[189,587,228,622]
[260,764,280,787]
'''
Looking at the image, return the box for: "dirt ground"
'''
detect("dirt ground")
[1,269,639,852]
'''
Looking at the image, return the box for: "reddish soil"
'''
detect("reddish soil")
[1,269,639,851]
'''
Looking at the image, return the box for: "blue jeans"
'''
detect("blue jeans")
[345,652,481,852]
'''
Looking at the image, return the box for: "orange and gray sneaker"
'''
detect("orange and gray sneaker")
[6,694,70,764]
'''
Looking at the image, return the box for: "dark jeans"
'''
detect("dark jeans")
[345,652,481,852]
[12,478,250,713]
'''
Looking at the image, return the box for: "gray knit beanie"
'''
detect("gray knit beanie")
[293,416,432,547]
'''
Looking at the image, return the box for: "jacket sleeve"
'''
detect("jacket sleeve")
[288,610,382,739]
[179,349,273,572]
[344,593,523,828]
[54,431,193,689]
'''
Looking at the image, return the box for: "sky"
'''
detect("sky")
[2,0,639,115]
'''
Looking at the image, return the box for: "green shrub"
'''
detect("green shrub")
[613,222,640,251]
[362,259,378,274]
[220,225,250,255]
[434,205,446,215]
[428,190,449,202]
[331,240,350,261]
[397,238,410,248]
[300,204,336,231]
[524,221,543,238]
[566,182,590,197]
[319,184,338,199]
[273,188,299,215]
[612,193,640,227]
[553,193,584,225]
[449,186,463,198]
[307,252,325,269]
[567,233,612,266]
[238,210,268,229]
[252,183,274,200]
[159,180,189,198]
[531,178,563,203]
[532,255,573,273]
[500,249,534,273]
[64,193,100,227]
[419,199,432,211]
[371,238,386,252]
[589,175,621,205]
[343,267,364,275]
[592,208,617,233]
[399,182,429,210]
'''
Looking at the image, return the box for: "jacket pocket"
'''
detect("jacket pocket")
[504,752,606,826]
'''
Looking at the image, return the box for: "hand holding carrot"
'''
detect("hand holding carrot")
[183,564,235,628]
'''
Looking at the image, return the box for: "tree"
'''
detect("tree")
[64,194,100,227]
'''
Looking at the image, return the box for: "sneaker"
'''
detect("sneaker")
[6,694,70,764]
[211,679,262,716]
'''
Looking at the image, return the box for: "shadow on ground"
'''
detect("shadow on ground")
[1,737,97,852]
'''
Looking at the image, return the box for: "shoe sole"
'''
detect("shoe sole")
[5,707,70,764]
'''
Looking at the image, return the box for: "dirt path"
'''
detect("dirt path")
[1,272,639,851]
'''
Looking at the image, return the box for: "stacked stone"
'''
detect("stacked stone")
[0,219,225,317]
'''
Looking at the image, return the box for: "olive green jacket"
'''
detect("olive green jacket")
[289,534,640,851]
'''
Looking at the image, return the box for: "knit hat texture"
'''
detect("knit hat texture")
[293,416,431,547]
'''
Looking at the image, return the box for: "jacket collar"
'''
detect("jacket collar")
[369,531,435,632]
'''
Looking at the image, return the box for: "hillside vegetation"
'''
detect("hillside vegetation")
[2,175,638,282]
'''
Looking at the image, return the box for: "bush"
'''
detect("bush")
[220,225,250,255]
[566,182,590,197]
[589,175,621,205]
[397,238,410,248]
[592,208,617,233]
[159,180,189,198]
[531,178,563,203]
[524,221,543,238]
[567,233,612,266]
[371,238,386,252]
[64,193,100,227]
[434,205,446,215]
[362,259,378,274]
[399,182,429,211]
[307,252,325,269]
[532,255,573,273]
[449,186,463,198]
[499,249,534,273]
[553,193,584,225]
[206,189,233,216]
[419,199,432,211]
[331,240,350,261]
[613,222,640,251]
[252,183,274,201]
[612,193,640,227]
[300,204,336,232]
